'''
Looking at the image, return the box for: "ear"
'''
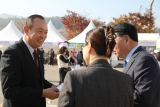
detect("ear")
[87,42,92,53]
[24,26,29,34]
[125,35,131,45]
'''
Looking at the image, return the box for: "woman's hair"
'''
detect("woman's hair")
[57,46,67,54]
[85,25,116,58]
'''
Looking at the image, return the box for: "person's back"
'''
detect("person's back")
[59,59,133,107]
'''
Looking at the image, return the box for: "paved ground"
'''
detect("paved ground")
[1,60,159,107]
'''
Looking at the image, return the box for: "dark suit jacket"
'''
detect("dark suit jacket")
[0,39,52,107]
[58,59,133,107]
[123,46,160,107]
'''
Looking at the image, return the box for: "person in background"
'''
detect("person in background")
[64,41,76,65]
[113,22,160,107]
[48,48,54,65]
[57,46,72,85]
[76,51,83,66]
[58,26,133,107]
[0,14,59,107]
[40,48,45,64]
[0,49,2,60]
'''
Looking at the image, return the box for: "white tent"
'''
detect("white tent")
[138,33,160,46]
[69,20,96,44]
[157,39,160,48]
[43,20,66,46]
[0,20,23,45]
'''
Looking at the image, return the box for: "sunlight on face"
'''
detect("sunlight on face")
[28,18,48,49]
[114,34,127,58]
[82,43,90,65]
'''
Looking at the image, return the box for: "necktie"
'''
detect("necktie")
[123,60,127,68]
[33,50,38,68]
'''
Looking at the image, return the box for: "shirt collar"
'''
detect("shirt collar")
[22,37,36,59]
[125,45,139,62]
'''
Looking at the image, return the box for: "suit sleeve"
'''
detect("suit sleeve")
[39,50,52,88]
[134,55,160,106]
[58,72,75,107]
[44,80,52,88]
[0,48,42,105]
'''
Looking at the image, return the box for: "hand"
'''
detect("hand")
[74,61,77,65]
[68,56,71,59]
[42,87,60,100]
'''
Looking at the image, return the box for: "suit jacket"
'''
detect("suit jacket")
[0,39,52,107]
[58,59,133,107]
[123,46,160,107]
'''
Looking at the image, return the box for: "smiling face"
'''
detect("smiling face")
[24,18,48,49]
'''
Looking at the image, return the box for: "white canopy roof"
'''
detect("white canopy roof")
[157,39,160,48]
[138,33,160,46]
[43,20,66,46]
[69,20,96,44]
[138,33,160,41]
[0,20,23,44]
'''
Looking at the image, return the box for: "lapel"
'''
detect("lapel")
[88,59,112,69]
[123,46,145,73]
[18,38,41,79]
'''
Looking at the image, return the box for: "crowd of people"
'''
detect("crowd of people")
[39,46,84,66]
[0,14,160,107]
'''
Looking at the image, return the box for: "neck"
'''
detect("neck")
[89,55,108,65]
[128,42,138,52]
[24,35,36,50]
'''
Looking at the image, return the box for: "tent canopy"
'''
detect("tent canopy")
[69,20,96,44]
[43,20,66,46]
[138,33,160,41]
[0,20,23,44]
[138,33,160,46]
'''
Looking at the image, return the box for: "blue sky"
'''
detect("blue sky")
[0,0,160,27]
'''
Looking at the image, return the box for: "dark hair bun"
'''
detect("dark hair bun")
[85,25,116,58]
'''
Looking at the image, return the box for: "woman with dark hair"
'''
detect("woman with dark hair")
[57,46,71,85]
[58,26,133,107]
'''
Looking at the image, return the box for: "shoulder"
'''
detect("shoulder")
[69,66,131,79]
[3,43,21,55]
[137,50,156,62]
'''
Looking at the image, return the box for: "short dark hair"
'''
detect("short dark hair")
[85,26,116,58]
[114,22,138,42]
[26,14,45,29]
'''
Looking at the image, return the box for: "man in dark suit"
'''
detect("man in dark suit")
[113,22,160,107]
[0,15,59,107]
